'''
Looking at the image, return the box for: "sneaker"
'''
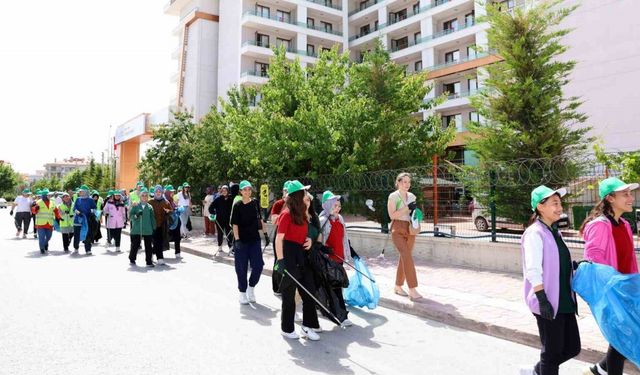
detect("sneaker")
[246,287,256,303]
[73,249,79,254]
[86,251,92,256]
[146,263,155,268]
[217,246,223,253]
[229,250,235,257]
[281,330,300,340]
[239,292,249,305]
[115,247,121,253]
[157,259,166,266]
[176,253,182,260]
[583,364,604,375]
[519,367,537,375]
[16,230,21,237]
[64,249,69,253]
[22,234,27,239]
[40,250,46,255]
[129,260,136,266]
[341,319,353,327]
[274,292,282,297]
[301,326,320,341]
[312,327,323,333]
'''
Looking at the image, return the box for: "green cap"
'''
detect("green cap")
[136,181,143,188]
[322,190,341,204]
[182,182,190,188]
[150,187,156,194]
[91,190,99,197]
[139,187,149,195]
[40,188,50,195]
[530,185,567,211]
[35,189,42,195]
[113,190,122,196]
[164,184,175,192]
[598,177,639,200]
[22,189,31,194]
[106,190,113,197]
[283,180,292,191]
[286,180,310,195]
[239,180,253,190]
[79,185,89,192]
[411,208,423,230]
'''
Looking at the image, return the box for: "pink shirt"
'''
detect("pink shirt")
[583,216,638,274]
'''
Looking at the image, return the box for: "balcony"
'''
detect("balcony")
[240,70,270,85]
[387,0,452,27]
[242,40,296,54]
[389,20,477,56]
[241,41,320,63]
[164,0,191,16]
[243,11,343,37]
[305,0,342,11]
[349,0,383,17]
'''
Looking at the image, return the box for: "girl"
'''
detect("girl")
[520,185,580,375]
[177,182,192,238]
[164,185,182,259]
[129,188,156,267]
[319,190,355,327]
[55,192,75,252]
[103,190,127,253]
[274,180,320,340]
[581,177,638,375]
[230,180,269,304]
[387,173,422,301]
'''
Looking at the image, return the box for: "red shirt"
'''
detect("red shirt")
[271,199,286,223]
[277,210,308,245]
[612,220,635,274]
[325,218,345,264]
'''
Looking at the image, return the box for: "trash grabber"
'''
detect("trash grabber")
[261,227,277,254]
[377,230,391,259]
[283,269,346,329]
[333,254,376,283]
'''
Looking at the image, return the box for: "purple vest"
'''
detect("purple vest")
[521,220,561,317]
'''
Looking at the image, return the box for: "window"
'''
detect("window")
[322,47,331,53]
[443,18,458,32]
[360,24,371,36]
[413,2,420,14]
[468,77,478,92]
[359,0,368,11]
[255,62,269,77]
[469,111,479,122]
[391,36,409,51]
[276,38,291,51]
[307,44,316,56]
[443,114,464,132]
[256,33,269,48]
[467,44,477,59]
[307,17,315,28]
[444,50,460,63]
[374,20,379,30]
[321,21,333,33]
[276,10,291,23]
[465,11,475,26]
[415,60,423,72]
[443,82,461,97]
[390,8,407,23]
[414,32,421,43]
[256,5,270,18]
[497,0,515,11]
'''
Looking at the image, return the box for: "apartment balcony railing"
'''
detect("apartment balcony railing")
[305,0,342,11]
[390,20,476,52]
[242,40,296,54]
[349,0,383,16]
[387,0,452,26]
[241,70,269,78]
[243,11,343,36]
[420,51,491,72]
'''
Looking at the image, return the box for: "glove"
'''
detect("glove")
[407,201,417,211]
[573,259,592,271]
[263,232,270,246]
[9,210,13,216]
[274,258,285,275]
[535,290,554,320]
[75,210,81,215]
[233,240,241,251]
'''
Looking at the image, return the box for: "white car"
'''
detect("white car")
[0,198,8,209]
[471,199,570,231]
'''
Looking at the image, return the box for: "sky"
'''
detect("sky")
[0,0,176,174]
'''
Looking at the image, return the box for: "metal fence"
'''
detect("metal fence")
[251,158,640,250]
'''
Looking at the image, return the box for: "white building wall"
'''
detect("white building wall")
[218,0,243,106]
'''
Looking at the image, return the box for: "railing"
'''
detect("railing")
[241,70,269,78]
[243,11,343,36]
[305,0,342,11]
[348,0,382,16]
[390,20,477,53]
[349,23,387,41]
[297,49,319,58]
[242,40,296,54]
[421,52,491,72]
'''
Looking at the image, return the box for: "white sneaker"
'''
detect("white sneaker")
[312,327,323,333]
[176,253,182,259]
[115,247,121,253]
[22,234,27,239]
[217,246,223,253]
[105,241,111,248]
[246,287,256,303]
[239,292,249,305]
[341,319,353,327]
[519,367,536,375]
[281,330,299,339]
[294,312,303,322]
[301,326,320,341]
[157,259,166,266]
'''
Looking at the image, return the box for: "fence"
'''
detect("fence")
[249,157,639,250]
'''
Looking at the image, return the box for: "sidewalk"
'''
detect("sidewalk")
[166,230,637,373]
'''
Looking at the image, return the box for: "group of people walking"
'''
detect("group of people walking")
[520,177,639,375]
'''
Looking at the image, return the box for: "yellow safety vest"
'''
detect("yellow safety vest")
[56,202,74,229]
[35,199,55,227]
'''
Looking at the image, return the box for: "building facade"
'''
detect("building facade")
[164,0,640,160]
[43,158,89,180]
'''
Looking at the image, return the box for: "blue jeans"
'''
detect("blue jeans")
[234,240,264,292]
[37,228,52,251]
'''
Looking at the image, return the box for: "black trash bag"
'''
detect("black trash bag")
[186,217,193,232]
[308,243,349,289]
[315,282,348,323]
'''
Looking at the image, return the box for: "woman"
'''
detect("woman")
[54,192,75,252]
[103,190,127,253]
[164,185,183,259]
[210,185,233,253]
[520,185,580,375]
[148,185,172,265]
[230,180,269,305]
[91,190,103,244]
[73,185,97,255]
[177,182,191,238]
[129,188,156,267]
[581,177,638,375]
[387,173,422,301]
[319,190,355,327]
[274,180,320,340]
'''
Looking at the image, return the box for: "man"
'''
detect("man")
[202,186,216,237]
[148,185,172,265]
[32,189,55,254]
[11,189,33,238]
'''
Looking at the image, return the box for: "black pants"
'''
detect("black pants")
[129,234,153,265]
[216,221,232,247]
[534,313,581,375]
[73,225,92,252]
[152,228,165,260]
[166,223,181,254]
[281,240,319,333]
[107,225,113,242]
[598,345,626,375]
[62,233,74,251]
[109,228,122,247]
[14,212,31,233]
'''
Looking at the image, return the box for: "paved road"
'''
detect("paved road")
[0,213,589,375]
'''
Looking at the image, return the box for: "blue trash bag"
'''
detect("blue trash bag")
[53,219,60,232]
[343,258,380,309]
[169,206,185,231]
[572,262,640,368]
[75,213,89,242]
[94,209,102,220]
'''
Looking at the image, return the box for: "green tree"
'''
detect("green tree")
[0,163,19,197]
[595,145,640,182]
[466,0,593,224]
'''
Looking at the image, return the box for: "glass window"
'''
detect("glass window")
[467,44,477,59]
[444,50,460,63]
[321,21,333,33]
[255,62,269,77]
[307,17,315,27]
[414,32,421,43]
[359,0,368,11]
[469,111,479,122]
[276,10,291,23]
[392,36,409,51]
[465,11,475,26]
[413,3,420,14]
[374,20,379,30]
[256,5,270,18]
[322,47,331,53]
[443,82,461,97]
[360,24,371,36]
[307,44,316,56]
[415,60,423,72]
[468,77,478,92]
[443,18,458,32]
[276,38,291,51]
[256,33,269,48]
[443,114,464,132]
[498,0,515,11]
[390,9,407,23]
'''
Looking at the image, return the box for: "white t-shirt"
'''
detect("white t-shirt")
[177,192,191,207]
[203,194,214,214]
[14,196,33,212]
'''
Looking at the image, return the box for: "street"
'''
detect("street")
[0,213,589,375]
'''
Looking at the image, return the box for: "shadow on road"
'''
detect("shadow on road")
[239,302,278,327]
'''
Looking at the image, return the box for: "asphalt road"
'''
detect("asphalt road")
[0,213,589,375]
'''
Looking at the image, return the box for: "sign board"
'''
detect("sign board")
[115,114,147,144]
[260,184,269,209]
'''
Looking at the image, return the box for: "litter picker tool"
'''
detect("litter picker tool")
[333,254,376,283]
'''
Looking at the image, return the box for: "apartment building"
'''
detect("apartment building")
[164,0,640,163]
[43,157,89,180]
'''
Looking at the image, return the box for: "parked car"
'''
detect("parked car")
[0,198,8,209]
[471,199,570,231]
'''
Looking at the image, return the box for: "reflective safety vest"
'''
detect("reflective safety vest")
[35,199,55,227]
[57,202,74,229]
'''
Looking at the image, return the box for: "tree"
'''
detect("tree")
[595,145,640,182]
[466,0,593,224]
[0,163,19,197]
